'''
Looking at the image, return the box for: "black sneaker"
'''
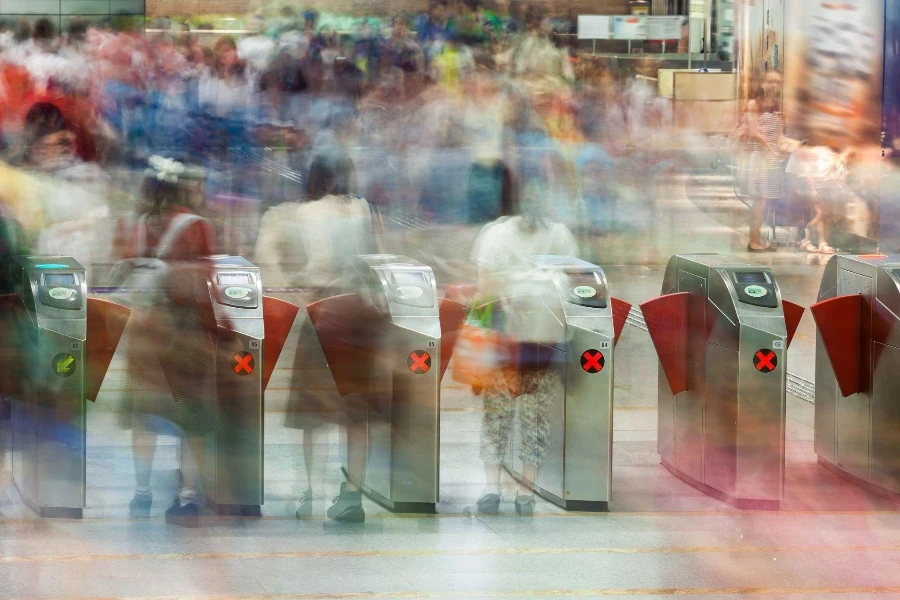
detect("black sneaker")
[476,493,501,514]
[165,499,200,527]
[129,492,152,518]
[296,489,313,518]
[462,492,501,516]
[326,482,364,523]
[514,493,535,516]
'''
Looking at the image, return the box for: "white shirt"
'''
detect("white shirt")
[254,195,379,290]
[198,73,251,117]
[472,216,578,343]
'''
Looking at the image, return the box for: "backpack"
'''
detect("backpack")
[108,213,207,309]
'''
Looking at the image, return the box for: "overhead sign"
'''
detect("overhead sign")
[578,15,612,40]
[647,16,682,40]
[753,349,777,373]
[233,351,255,375]
[53,353,76,377]
[408,350,432,374]
[581,349,605,374]
[613,16,647,40]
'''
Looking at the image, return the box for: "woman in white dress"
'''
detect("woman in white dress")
[254,148,383,522]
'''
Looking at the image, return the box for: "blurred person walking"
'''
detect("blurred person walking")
[197,36,258,254]
[255,49,311,208]
[467,175,578,516]
[786,144,848,254]
[19,103,108,285]
[576,144,616,234]
[197,36,252,128]
[739,71,785,252]
[111,157,218,527]
[254,148,382,522]
[144,35,195,161]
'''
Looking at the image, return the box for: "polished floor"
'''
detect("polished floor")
[0,171,897,599]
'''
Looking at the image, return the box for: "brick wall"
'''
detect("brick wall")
[147,0,253,18]
[147,0,629,20]
[530,0,630,15]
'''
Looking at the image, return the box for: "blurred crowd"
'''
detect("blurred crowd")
[0,0,679,526]
[0,0,676,286]
[0,0,890,528]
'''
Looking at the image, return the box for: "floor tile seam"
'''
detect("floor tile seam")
[81,528,120,600]
[46,584,900,599]
[6,544,900,564]
[89,407,658,415]
[397,569,419,597]
[3,507,898,525]
[230,551,272,597]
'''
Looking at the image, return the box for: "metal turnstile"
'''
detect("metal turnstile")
[201,256,298,515]
[641,254,804,509]
[8,256,129,518]
[502,256,631,511]
[810,254,900,501]
[307,255,465,513]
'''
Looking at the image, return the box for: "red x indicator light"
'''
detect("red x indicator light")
[581,349,605,373]
[233,351,255,375]
[754,349,777,373]
[408,350,431,374]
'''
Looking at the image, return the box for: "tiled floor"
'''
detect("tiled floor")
[2,316,899,599]
[0,174,897,599]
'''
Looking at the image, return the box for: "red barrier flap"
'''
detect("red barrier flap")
[639,292,690,395]
[262,296,300,391]
[0,294,22,397]
[611,297,632,347]
[438,298,467,381]
[86,298,131,402]
[307,293,383,397]
[810,294,863,397]
[782,299,805,348]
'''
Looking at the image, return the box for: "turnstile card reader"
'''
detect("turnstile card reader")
[811,255,900,501]
[307,255,465,513]
[641,254,804,509]
[8,256,129,518]
[503,256,631,511]
[202,256,298,515]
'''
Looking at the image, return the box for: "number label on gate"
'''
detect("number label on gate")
[772,340,784,350]
[599,341,611,350]
[428,341,436,347]
[249,340,261,350]
[69,341,81,351]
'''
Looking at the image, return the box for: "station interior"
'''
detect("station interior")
[1,0,900,598]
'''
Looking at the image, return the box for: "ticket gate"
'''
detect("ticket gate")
[501,256,631,511]
[199,256,298,515]
[5,256,129,518]
[810,255,900,501]
[641,254,804,509]
[307,255,466,513]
